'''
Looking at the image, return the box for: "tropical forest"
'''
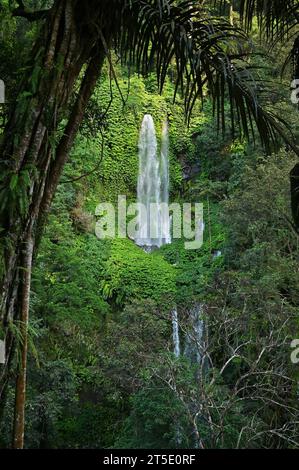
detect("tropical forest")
[0,0,299,452]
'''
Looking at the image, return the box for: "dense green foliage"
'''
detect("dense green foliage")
[0,1,299,450]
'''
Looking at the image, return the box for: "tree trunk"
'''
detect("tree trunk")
[0,0,107,440]
[12,235,33,449]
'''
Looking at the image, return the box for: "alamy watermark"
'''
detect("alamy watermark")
[0,340,5,365]
[0,79,5,104]
[291,339,299,365]
[290,79,299,104]
[95,197,204,250]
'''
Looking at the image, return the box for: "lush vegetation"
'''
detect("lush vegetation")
[0,0,299,449]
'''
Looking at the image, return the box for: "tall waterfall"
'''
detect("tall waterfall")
[160,120,171,245]
[135,114,171,248]
[134,116,205,372]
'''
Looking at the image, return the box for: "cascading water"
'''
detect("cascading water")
[172,309,181,358]
[135,114,171,248]
[171,305,206,366]
[184,305,205,366]
[133,116,207,447]
[160,120,171,245]
[172,308,183,447]
[134,116,206,371]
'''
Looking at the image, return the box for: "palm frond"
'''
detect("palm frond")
[110,0,298,153]
[236,0,299,38]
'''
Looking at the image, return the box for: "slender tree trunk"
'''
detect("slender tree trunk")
[0,0,107,439]
[12,235,33,449]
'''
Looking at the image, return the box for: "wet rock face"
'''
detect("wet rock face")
[177,150,201,182]
[182,162,201,181]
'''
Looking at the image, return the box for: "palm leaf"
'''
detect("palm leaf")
[236,0,299,38]
[110,0,298,153]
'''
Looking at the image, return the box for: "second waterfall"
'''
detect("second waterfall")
[135,114,171,249]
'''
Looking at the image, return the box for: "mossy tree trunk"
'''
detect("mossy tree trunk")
[0,0,107,446]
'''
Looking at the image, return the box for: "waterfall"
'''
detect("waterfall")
[172,309,181,358]
[160,120,171,245]
[135,116,206,397]
[172,308,182,447]
[171,305,205,364]
[135,114,171,248]
[184,305,205,366]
